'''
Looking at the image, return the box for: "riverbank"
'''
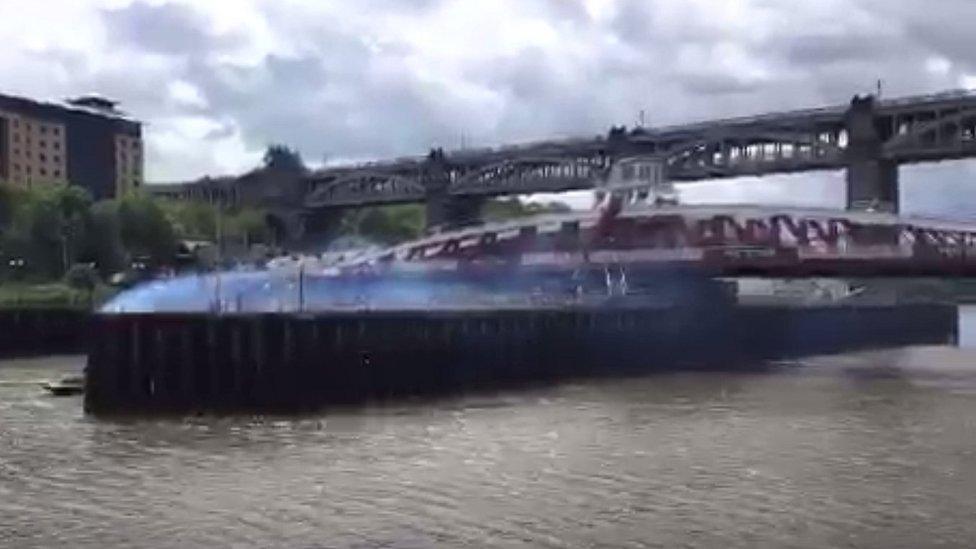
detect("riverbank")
[0,309,89,358]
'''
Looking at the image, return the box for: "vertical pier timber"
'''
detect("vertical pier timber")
[0,309,89,358]
[84,303,958,415]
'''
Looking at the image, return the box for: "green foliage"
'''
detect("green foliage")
[160,199,217,240]
[340,204,426,245]
[159,197,269,246]
[0,282,116,310]
[0,184,93,279]
[0,184,26,228]
[0,185,198,283]
[482,197,572,222]
[83,200,127,276]
[0,183,279,303]
[117,192,178,266]
[0,181,570,286]
[224,207,269,245]
[333,198,572,246]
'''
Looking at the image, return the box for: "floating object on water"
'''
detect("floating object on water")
[42,375,85,396]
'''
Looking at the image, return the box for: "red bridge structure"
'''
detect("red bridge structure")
[333,204,976,280]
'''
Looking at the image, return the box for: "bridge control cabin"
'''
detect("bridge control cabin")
[597,156,676,208]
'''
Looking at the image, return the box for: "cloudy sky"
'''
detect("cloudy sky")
[3,0,976,214]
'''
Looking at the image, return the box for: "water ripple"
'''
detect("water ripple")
[5,349,976,547]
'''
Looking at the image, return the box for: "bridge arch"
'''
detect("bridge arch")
[883,108,976,156]
[664,133,846,180]
[305,171,426,208]
[449,156,609,196]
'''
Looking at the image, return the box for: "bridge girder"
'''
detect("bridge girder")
[883,107,976,161]
[448,156,610,197]
[301,89,976,211]
[664,133,845,181]
[305,170,425,208]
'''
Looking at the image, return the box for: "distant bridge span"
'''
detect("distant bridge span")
[332,204,976,279]
[304,89,976,227]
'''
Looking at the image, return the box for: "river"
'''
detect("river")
[3,311,976,547]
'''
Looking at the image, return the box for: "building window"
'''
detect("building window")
[131,140,139,149]
[39,140,46,148]
[40,126,46,134]
[53,142,60,150]
[12,134,18,143]
[54,170,61,178]
[39,168,47,177]
[54,155,60,163]
[13,164,19,172]
[39,153,46,162]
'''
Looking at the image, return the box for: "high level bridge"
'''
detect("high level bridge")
[305,90,976,228]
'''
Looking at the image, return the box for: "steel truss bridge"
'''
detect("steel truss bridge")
[305,89,976,226]
[332,205,976,279]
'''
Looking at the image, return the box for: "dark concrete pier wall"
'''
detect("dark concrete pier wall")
[0,309,89,358]
[84,304,957,415]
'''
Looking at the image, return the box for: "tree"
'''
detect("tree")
[340,204,425,245]
[159,199,217,240]
[262,144,306,173]
[117,193,177,267]
[0,184,25,229]
[5,184,94,278]
[225,207,269,245]
[81,200,126,276]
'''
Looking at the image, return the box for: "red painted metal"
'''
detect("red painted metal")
[339,207,976,278]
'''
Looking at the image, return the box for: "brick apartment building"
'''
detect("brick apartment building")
[0,92,143,199]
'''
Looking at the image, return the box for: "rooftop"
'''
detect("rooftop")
[0,90,139,123]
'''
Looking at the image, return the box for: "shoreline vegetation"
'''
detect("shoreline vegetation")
[1,146,572,310]
[0,282,116,310]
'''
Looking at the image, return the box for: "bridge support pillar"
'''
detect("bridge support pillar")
[422,147,484,230]
[845,95,899,213]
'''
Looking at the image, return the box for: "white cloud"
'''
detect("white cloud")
[926,56,952,76]
[2,0,976,216]
[167,80,208,108]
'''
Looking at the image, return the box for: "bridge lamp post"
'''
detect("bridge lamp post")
[297,261,305,312]
[213,197,225,314]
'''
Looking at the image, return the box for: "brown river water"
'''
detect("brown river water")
[4,310,976,547]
